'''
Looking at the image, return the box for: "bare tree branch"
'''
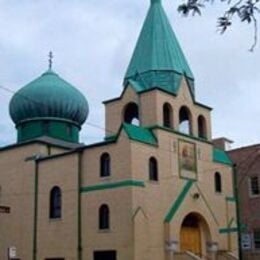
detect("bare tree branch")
[249,15,258,51]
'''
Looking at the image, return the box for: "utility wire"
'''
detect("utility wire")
[0,82,238,179]
[0,83,239,196]
[0,84,116,135]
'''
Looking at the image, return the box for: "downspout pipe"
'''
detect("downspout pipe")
[77,150,83,260]
[33,159,39,260]
[233,164,242,260]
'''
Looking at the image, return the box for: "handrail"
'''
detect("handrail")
[217,251,239,260]
[186,251,202,259]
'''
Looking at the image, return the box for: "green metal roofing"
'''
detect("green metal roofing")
[124,0,194,95]
[104,134,117,142]
[9,69,89,126]
[213,148,233,166]
[122,123,157,146]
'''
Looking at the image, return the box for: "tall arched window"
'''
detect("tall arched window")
[99,204,110,230]
[163,103,173,128]
[123,102,139,125]
[149,157,158,181]
[198,115,207,139]
[179,106,192,135]
[50,186,62,219]
[215,172,222,193]
[100,153,111,177]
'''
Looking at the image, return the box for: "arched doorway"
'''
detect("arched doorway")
[180,213,211,257]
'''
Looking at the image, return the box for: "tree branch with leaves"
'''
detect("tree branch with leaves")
[177,0,260,51]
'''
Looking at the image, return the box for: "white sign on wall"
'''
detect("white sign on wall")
[241,234,252,250]
[165,240,178,252]
[8,247,17,258]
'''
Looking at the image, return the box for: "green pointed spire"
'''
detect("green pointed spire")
[151,0,162,4]
[124,0,194,95]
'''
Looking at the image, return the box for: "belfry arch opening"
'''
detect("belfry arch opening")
[179,106,192,135]
[198,115,207,139]
[163,103,173,128]
[123,102,140,125]
[180,213,211,257]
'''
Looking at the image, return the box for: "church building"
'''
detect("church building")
[0,0,238,259]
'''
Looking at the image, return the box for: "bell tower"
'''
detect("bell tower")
[104,0,212,141]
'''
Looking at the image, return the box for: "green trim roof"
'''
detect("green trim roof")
[219,227,238,234]
[122,123,157,146]
[103,85,212,110]
[148,125,212,144]
[213,148,233,166]
[124,0,194,95]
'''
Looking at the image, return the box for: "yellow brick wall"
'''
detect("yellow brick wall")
[37,153,79,260]
[0,143,68,260]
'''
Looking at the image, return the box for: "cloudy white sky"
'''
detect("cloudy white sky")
[0,0,259,148]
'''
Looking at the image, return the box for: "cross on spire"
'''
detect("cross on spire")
[48,51,53,70]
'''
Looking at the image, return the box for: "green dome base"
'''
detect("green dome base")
[17,120,80,143]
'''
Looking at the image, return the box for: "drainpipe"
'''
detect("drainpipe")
[233,164,242,260]
[77,150,83,260]
[33,159,39,260]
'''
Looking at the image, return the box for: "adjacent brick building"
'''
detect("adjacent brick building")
[229,144,260,260]
[0,0,238,259]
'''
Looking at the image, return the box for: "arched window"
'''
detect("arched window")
[198,115,207,139]
[215,172,222,193]
[163,103,173,128]
[149,157,158,181]
[179,106,192,135]
[50,186,62,219]
[100,153,111,177]
[99,204,110,230]
[123,102,139,125]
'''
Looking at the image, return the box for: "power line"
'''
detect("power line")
[0,84,116,135]
[0,83,237,175]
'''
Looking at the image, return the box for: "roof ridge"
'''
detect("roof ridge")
[229,143,260,152]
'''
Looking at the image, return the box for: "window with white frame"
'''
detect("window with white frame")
[249,176,260,196]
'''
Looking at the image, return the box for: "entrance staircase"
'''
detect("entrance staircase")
[217,251,238,260]
[175,251,206,260]
[175,251,238,260]
[175,253,198,260]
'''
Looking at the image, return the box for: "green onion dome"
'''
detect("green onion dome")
[9,69,89,127]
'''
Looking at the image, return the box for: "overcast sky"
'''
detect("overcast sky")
[0,0,259,148]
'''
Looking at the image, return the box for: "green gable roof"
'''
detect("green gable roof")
[124,0,194,95]
[122,123,157,146]
[213,148,233,166]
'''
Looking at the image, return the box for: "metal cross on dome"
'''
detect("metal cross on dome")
[48,51,53,70]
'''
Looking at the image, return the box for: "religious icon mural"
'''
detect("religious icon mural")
[179,140,197,179]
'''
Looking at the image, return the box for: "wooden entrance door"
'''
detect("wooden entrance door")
[180,225,202,256]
